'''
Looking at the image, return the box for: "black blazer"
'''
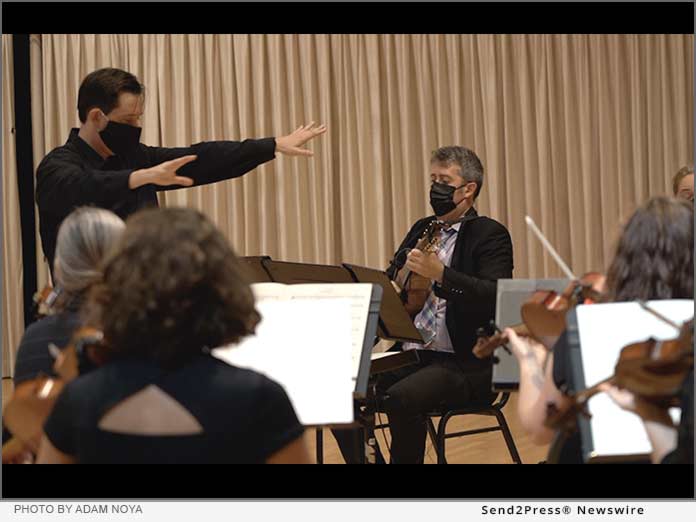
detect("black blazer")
[386,207,514,369]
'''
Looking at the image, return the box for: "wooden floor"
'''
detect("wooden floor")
[303,393,549,464]
[2,377,549,464]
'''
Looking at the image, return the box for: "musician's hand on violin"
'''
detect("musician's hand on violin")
[405,249,444,283]
[599,381,679,463]
[2,446,34,464]
[599,383,674,425]
[505,328,546,367]
[598,383,637,412]
[1,435,35,464]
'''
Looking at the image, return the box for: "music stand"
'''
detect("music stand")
[261,259,354,284]
[570,300,693,463]
[239,256,274,283]
[259,259,380,398]
[491,279,570,391]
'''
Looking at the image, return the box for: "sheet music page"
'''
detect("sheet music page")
[282,283,374,381]
[247,282,291,301]
[212,293,354,426]
[576,299,693,459]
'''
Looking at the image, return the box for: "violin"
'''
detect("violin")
[394,220,448,318]
[472,273,605,360]
[31,285,60,320]
[520,272,605,342]
[472,216,606,360]
[545,311,694,433]
[2,376,66,457]
[1,435,33,464]
[1,327,105,463]
[521,216,607,341]
[472,320,523,359]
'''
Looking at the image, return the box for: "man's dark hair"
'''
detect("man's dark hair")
[77,68,143,123]
[430,146,484,199]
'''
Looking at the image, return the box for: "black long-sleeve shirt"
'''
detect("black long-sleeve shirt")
[36,129,276,271]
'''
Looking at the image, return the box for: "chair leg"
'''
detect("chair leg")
[436,414,450,464]
[495,409,522,464]
[426,417,440,463]
[316,428,324,464]
[426,417,438,447]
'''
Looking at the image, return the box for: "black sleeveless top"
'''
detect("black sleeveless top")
[44,354,303,463]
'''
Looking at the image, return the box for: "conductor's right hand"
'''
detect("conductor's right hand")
[129,155,197,189]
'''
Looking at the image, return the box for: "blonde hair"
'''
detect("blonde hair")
[672,165,694,196]
[54,207,125,300]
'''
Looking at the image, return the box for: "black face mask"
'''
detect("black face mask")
[429,181,465,216]
[99,118,142,156]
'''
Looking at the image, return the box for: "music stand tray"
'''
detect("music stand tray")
[239,256,274,283]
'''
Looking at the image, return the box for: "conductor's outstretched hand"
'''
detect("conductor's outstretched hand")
[275,122,327,157]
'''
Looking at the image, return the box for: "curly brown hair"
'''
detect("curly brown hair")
[87,207,260,368]
[605,197,693,302]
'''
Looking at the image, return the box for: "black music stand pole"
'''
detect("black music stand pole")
[360,383,379,464]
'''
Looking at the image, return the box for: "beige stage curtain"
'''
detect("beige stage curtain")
[2,35,25,378]
[4,34,693,370]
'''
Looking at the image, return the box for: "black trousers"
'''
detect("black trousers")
[332,351,494,464]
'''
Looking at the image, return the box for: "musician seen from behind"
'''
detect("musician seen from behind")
[2,207,125,464]
[334,146,513,464]
[506,197,693,463]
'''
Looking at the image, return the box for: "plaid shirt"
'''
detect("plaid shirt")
[402,221,461,353]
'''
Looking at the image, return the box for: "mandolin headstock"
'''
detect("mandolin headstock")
[417,220,448,253]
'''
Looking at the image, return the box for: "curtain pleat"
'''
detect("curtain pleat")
[1,34,691,373]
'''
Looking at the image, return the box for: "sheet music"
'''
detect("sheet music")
[245,282,292,301]
[576,299,693,460]
[213,294,354,426]
[248,282,373,381]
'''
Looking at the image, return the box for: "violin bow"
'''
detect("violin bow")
[524,216,576,280]
[637,301,684,332]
